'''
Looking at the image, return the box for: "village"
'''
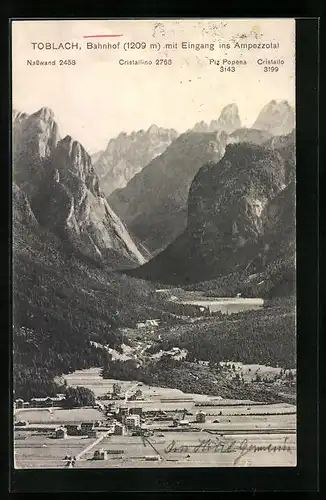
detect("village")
[14,370,297,468]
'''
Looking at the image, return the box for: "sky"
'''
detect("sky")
[12,19,295,154]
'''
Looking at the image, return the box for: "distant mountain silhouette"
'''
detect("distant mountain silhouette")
[93,126,178,196]
[252,100,295,136]
[108,101,294,256]
[108,129,229,254]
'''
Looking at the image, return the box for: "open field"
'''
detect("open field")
[64,368,295,405]
[14,408,103,424]
[14,429,296,469]
[74,432,296,468]
[14,432,99,469]
[64,368,297,419]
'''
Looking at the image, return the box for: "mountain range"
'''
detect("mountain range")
[128,130,295,297]
[12,107,184,398]
[108,129,229,254]
[93,126,178,197]
[108,100,294,255]
[12,99,295,399]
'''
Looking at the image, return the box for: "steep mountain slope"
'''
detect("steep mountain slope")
[129,134,295,290]
[11,108,175,398]
[94,126,178,196]
[13,181,181,399]
[108,130,229,254]
[252,100,295,136]
[264,129,296,183]
[13,107,145,267]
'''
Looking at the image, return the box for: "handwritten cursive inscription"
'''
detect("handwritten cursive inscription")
[233,437,293,465]
[161,436,293,465]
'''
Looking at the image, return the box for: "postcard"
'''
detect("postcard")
[12,18,296,469]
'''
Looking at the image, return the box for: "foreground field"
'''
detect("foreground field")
[15,368,297,469]
[14,407,103,424]
[15,430,296,469]
[14,432,98,469]
[81,432,296,468]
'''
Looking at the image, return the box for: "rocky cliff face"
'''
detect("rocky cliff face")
[264,129,296,184]
[192,103,242,134]
[94,126,178,196]
[129,134,295,286]
[108,130,229,254]
[13,183,38,228]
[13,107,60,201]
[13,108,145,267]
[252,100,295,136]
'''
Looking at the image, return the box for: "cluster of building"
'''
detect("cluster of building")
[14,394,66,409]
[47,415,142,440]
[100,383,143,402]
[104,403,143,435]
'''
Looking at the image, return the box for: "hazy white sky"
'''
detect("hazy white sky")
[12,19,295,153]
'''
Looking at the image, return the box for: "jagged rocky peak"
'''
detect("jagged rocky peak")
[13,107,146,267]
[93,125,179,196]
[34,106,55,122]
[30,128,145,266]
[191,103,241,134]
[51,135,101,197]
[15,106,59,157]
[253,100,295,136]
[147,124,160,135]
[12,109,29,124]
[192,120,209,132]
[216,103,242,133]
[12,110,29,151]
[13,107,60,200]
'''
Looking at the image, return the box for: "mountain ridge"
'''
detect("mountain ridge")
[127,131,295,294]
[13,107,145,267]
[107,100,294,255]
[93,125,178,196]
[108,130,229,254]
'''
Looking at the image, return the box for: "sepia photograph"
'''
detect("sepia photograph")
[11,18,296,470]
